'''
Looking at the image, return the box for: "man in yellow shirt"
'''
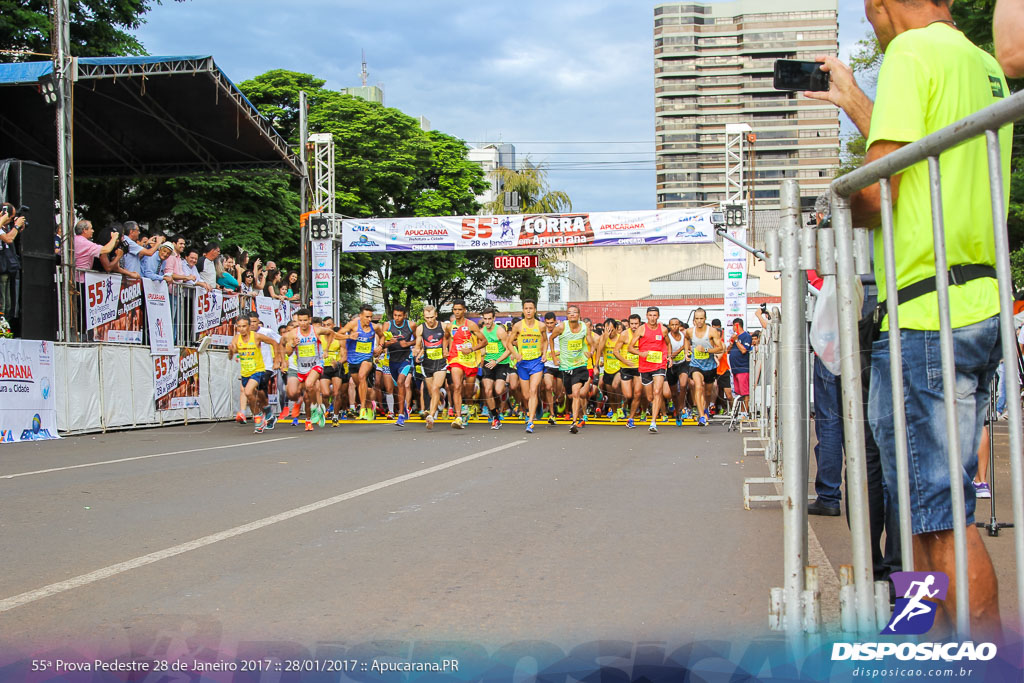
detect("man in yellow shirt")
[807,0,1012,640]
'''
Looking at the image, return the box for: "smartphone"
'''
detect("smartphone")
[773,60,829,92]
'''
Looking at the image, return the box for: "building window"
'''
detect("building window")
[548,282,561,301]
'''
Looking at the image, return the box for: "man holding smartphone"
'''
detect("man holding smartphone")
[805,0,1011,641]
[0,204,26,320]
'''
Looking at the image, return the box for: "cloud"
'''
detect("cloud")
[134,0,860,213]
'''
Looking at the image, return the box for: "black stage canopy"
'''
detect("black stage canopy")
[0,56,302,177]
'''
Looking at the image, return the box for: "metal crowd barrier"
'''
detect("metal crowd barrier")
[767,89,1024,642]
[55,265,272,346]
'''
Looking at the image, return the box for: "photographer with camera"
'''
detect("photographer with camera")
[119,221,161,275]
[0,203,27,323]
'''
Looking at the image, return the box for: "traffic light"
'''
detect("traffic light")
[309,214,331,240]
[724,204,746,228]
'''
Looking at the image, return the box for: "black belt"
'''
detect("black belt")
[871,264,996,340]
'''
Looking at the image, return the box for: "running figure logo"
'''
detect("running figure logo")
[881,571,949,635]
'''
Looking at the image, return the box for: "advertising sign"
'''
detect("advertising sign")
[341,210,715,252]
[142,279,174,355]
[0,338,58,443]
[154,347,201,411]
[83,272,144,344]
[194,290,239,346]
[724,228,748,327]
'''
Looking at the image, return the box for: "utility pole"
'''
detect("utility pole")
[299,90,310,305]
[54,0,75,340]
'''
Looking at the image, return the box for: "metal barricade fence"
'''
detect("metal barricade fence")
[767,89,1024,642]
[55,264,267,347]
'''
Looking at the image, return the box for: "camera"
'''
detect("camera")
[773,60,830,92]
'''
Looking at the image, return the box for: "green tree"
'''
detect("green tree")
[0,0,185,59]
[483,161,572,214]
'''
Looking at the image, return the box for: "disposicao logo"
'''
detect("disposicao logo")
[831,571,998,663]
[883,571,948,635]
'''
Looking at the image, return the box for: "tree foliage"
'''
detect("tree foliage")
[0,0,185,59]
[483,162,572,215]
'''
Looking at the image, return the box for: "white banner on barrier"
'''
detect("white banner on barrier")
[255,296,290,332]
[143,279,174,355]
[154,347,201,411]
[340,209,716,252]
[194,289,222,335]
[84,272,144,343]
[0,338,59,443]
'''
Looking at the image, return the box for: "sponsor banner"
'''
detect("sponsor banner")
[0,338,58,443]
[142,279,174,355]
[312,240,332,261]
[154,347,201,411]
[195,291,239,347]
[84,272,144,344]
[255,296,290,332]
[724,228,748,327]
[341,210,715,252]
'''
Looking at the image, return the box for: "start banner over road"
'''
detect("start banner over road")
[341,210,715,252]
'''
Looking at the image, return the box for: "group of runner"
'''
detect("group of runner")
[227,300,755,435]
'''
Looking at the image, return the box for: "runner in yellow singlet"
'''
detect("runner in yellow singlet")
[228,315,282,434]
[506,299,546,434]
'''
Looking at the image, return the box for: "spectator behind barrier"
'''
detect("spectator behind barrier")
[0,203,26,323]
[806,0,1011,641]
[199,242,220,289]
[120,221,161,274]
[72,219,119,283]
[183,248,213,292]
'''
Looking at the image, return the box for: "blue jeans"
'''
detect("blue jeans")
[813,355,844,507]
[996,361,1006,414]
[868,316,1000,534]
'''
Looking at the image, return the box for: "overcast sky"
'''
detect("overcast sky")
[134,0,870,213]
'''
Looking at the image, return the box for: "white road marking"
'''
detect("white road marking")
[0,439,527,613]
[0,437,299,480]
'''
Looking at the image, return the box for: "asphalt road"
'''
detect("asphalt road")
[0,418,787,663]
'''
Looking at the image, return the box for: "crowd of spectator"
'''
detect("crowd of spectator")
[71,219,303,302]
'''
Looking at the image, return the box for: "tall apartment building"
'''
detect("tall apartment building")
[654,0,840,211]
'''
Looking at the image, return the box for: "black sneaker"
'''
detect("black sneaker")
[807,499,841,517]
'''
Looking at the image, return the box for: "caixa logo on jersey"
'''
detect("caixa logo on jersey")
[517,214,594,248]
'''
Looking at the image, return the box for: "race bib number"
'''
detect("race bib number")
[458,351,476,364]
[239,350,258,375]
[298,344,315,358]
[427,347,443,360]
[693,347,709,360]
[486,341,501,355]
[625,352,639,365]
[567,339,583,353]
[646,350,662,364]
[674,347,687,362]
[355,341,372,354]
[521,339,541,361]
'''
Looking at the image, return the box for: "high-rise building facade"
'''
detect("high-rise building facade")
[654,0,840,210]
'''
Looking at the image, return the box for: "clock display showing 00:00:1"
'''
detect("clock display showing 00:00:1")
[493,255,538,270]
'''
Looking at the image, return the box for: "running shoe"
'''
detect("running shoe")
[395,414,406,428]
[649,422,658,434]
[386,412,395,420]
[569,422,579,435]
[290,404,301,419]
[610,412,620,424]
[448,408,456,419]
[325,411,335,424]
[304,420,314,432]
[235,411,247,424]
[675,416,683,427]
[681,409,691,421]
[614,408,625,420]
[265,415,277,430]
[626,418,635,429]
[313,404,325,427]
[426,414,434,430]
[278,407,289,421]
[547,415,557,426]
[253,415,265,433]
[291,415,300,427]
[581,414,588,427]
[481,406,490,418]
[451,419,464,430]
[491,416,501,430]
[332,415,339,427]
[525,420,534,434]
[974,481,991,499]
[347,406,358,418]
[365,408,375,422]
[461,414,469,428]
[698,415,707,427]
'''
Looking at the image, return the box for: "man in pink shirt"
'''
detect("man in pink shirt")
[73,219,119,283]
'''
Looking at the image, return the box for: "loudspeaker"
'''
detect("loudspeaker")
[2,159,57,340]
